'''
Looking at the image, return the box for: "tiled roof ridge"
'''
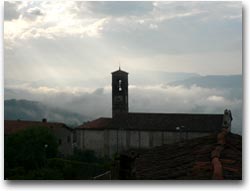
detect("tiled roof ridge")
[98,117,112,119]
[4,119,72,135]
[211,127,230,180]
[4,119,66,125]
[84,117,111,122]
[78,117,112,129]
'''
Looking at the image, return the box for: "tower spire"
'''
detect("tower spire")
[119,61,121,71]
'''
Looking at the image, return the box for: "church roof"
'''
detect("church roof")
[125,112,223,132]
[77,117,112,129]
[77,112,223,133]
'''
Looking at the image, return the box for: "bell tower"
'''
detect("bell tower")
[111,67,128,119]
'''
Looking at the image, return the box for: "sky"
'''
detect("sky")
[4,1,242,133]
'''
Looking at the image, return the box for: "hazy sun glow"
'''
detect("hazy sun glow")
[4,1,242,133]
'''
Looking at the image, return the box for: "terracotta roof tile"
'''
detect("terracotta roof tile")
[4,120,70,134]
[120,132,241,180]
[78,118,112,129]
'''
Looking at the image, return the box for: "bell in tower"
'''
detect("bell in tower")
[111,67,129,119]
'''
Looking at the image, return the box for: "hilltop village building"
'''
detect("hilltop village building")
[5,68,233,158]
[5,119,74,156]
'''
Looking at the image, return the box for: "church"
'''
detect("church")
[74,68,233,158]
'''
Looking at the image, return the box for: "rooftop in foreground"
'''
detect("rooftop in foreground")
[119,132,241,180]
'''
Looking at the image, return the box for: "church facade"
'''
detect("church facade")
[74,68,232,158]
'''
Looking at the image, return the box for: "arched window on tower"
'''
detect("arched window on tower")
[119,80,122,91]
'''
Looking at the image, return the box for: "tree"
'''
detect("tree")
[5,126,58,172]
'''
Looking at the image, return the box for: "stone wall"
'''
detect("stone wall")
[75,129,211,158]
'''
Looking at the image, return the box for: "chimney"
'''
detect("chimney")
[222,109,232,131]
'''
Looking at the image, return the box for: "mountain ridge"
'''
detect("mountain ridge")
[4,99,87,127]
[168,74,242,89]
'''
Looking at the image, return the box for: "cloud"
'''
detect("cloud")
[4,1,110,46]
[4,1,242,51]
[4,78,242,134]
[128,84,238,112]
[4,1,21,21]
[21,7,45,20]
[151,1,241,22]
[93,88,104,95]
[4,1,242,77]
[27,7,44,16]
[81,1,154,17]
[149,23,158,30]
